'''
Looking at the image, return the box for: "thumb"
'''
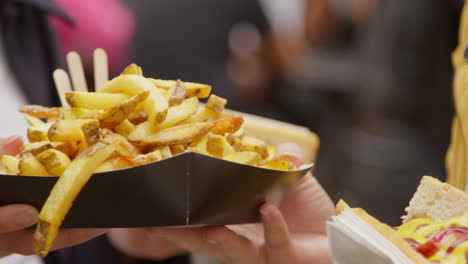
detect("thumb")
[0,204,38,233]
[0,136,23,157]
[261,204,298,264]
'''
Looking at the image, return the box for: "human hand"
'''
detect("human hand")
[108,143,334,263]
[0,136,108,257]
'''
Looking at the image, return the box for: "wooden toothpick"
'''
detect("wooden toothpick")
[67,51,88,92]
[93,48,109,91]
[53,69,73,106]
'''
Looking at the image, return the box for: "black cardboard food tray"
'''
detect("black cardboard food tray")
[0,152,312,228]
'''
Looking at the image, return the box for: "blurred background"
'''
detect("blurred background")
[55,0,463,262]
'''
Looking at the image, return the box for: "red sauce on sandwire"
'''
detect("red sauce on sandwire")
[404,238,421,251]
[417,226,468,258]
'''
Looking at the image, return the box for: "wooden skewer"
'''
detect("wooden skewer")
[67,51,88,92]
[53,69,73,106]
[93,48,109,91]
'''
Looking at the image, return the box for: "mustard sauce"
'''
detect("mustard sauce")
[396,212,468,263]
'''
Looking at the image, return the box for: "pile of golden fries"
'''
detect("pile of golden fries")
[0,63,301,257]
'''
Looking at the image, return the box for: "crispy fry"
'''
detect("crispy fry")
[128,121,153,141]
[115,119,135,137]
[36,149,71,176]
[227,136,250,152]
[98,91,150,129]
[190,134,208,150]
[95,156,134,173]
[156,97,199,130]
[223,152,262,165]
[18,153,49,176]
[20,142,53,157]
[170,145,185,155]
[65,92,130,110]
[80,120,101,149]
[211,116,244,135]
[133,122,213,148]
[27,123,52,143]
[160,146,172,159]
[242,136,269,159]
[101,129,141,159]
[149,79,211,98]
[19,105,61,119]
[48,119,100,143]
[206,95,227,114]
[52,142,79,158]
[60,108,102,120]
[1,155,20,175]
[178,107,218,124]
[121,63,143,76]
[34,135,121,257]
[133,150,163,165]
[100,75,168,124]
[128,110,148,125]
[24,115,45,127]
[259,159,292,170]
[228,125,245,139]
[167,80,187,106]
[206,133,234,158]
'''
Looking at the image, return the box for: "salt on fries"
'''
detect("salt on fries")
[1,50,304,257]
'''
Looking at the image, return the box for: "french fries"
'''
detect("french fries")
[19,105,60,119]
[27,123,52,143]
[133,122,213,148]
[65,92,130,110]
[156,96,199,130]
[223,151,262,165]
[1,155,20,175]
[36,149,71,176]
[34,135,121,257]
[211,116,244,135]
[207,133,234,157]
[95,156,134,173]
[9,62,309,257]
[206,94,227,114]
[98,91,150,129]
[121,63,143,76]
[149,78,211,98]
[167,80,187,106]
[100,75,168,124]
[18,153,49,176]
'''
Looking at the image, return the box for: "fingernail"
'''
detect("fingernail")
[15,208,38,227]
[260,204,272,219]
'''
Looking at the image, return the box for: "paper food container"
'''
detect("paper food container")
[0,110,318,228]
[327,209,415,264]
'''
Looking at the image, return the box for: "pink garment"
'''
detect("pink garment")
[49,0,135,75]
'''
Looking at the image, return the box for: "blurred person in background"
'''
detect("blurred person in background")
[276,0,461,225]
[287,0,460,226]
